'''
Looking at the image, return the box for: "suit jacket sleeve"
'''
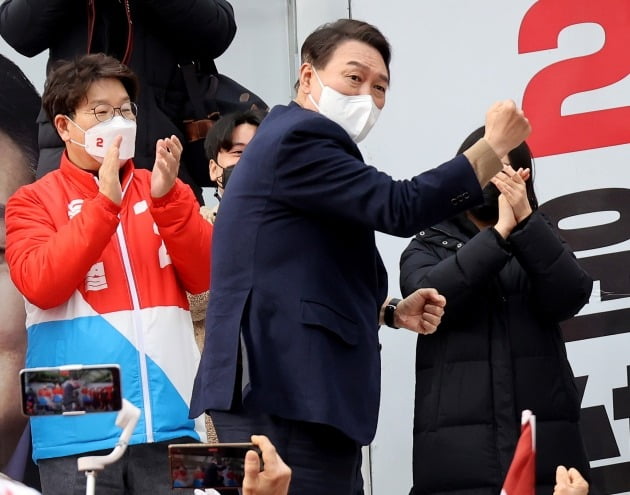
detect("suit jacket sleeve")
[150,179,212,294]
[273,114,483,238]
[508,211,593,321]
[6,189,120,309]
[399,228,511,313]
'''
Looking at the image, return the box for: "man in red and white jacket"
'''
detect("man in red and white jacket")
[5,53,211,495]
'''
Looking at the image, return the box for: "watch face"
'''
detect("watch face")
[385,302,398,328]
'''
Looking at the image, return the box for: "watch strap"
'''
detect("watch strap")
[384,298,401,329]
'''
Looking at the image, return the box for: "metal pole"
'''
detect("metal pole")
[286,0,299,98]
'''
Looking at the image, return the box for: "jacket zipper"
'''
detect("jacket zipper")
[115,222,154,442]
[96,174,154,442]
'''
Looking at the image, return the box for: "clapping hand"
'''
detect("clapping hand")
[151,135,183,199]
[98,135,123,205]
[491,165,531,222]
[491,165,532,238]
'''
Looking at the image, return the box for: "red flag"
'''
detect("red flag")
[501,410,536,495]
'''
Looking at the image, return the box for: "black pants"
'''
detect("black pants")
[38,436,195,495]
[210,408,364,495]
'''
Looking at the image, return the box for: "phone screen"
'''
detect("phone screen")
[20,364,122,416]
[168,443,262,490]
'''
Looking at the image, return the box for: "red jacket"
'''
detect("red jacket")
[6,153,212,460]
[7,153,211,310]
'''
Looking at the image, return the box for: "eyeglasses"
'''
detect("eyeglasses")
[84,102,138,123]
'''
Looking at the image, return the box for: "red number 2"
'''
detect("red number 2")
[518,0,630,157]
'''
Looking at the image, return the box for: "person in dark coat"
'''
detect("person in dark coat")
[0,0,236,203]
[399,126,593,495]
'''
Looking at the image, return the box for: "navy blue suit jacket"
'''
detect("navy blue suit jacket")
[190,102,483,444]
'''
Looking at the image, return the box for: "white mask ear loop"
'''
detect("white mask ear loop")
[66,116,88,148]
[308,66,325,110]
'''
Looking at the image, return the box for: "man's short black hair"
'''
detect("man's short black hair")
[295,19,392,91]
[42,53,139,124]
[204,108,267,162]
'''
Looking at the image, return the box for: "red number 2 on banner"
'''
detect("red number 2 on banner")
[518,0,630,157]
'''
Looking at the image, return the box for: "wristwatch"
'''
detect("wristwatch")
[384,298,401,329]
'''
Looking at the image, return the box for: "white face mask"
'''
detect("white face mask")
[308,67,381,143]
[68,115,136,165]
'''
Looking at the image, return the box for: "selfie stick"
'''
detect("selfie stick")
[76,399,140,495]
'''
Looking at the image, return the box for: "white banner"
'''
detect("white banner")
[352,1,630,494]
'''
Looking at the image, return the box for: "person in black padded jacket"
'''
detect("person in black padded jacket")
[400,126,593,495]
[0,0,236,203]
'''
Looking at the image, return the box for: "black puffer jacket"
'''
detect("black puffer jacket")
[400,211,592,495]
[0,0,236,201]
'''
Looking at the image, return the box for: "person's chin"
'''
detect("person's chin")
[78,159,102,172]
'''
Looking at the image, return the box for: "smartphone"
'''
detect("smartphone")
[20,364,122,416]
[168,442,262,490]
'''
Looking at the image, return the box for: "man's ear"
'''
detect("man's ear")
[54,114,72,143]
[298,63,314,95]
[209,159,220,182]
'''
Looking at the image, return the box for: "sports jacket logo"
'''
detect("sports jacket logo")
[67,199,83,219]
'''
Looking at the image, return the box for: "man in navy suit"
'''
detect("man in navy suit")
[190,19,531,495]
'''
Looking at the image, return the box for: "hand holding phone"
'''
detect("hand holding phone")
[242,435,291,495]
[169,443,262,490]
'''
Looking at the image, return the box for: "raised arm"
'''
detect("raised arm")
[149,134,212,294]
[150,180,212,295]
[492,165,592,321]
[400,226,511,315]
[6,190,120,309]
[508,212,593,321]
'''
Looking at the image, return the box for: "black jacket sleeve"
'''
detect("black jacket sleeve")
[139,0,236,58]
[0,0,76,56]
[0,0,236,59]
[399,227,511,312]
[508,211,593,321]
